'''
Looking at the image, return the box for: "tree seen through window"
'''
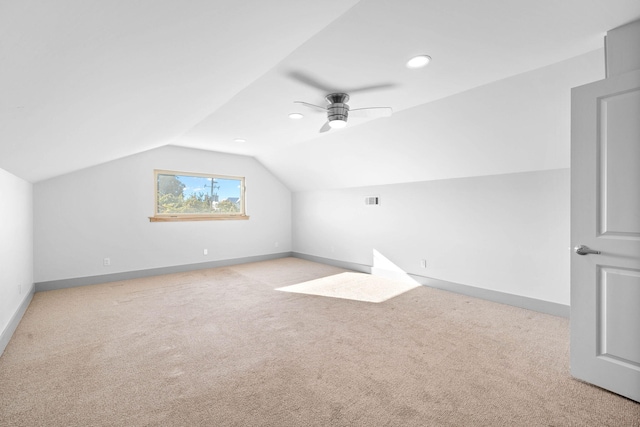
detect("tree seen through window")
[156,172,244,215]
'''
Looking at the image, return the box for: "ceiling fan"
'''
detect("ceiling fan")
[288,70,394,132]
[294,93,393,132]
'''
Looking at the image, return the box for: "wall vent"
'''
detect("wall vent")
[364,196,380,206]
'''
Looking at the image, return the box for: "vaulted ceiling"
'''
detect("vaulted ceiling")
[2,1,639,187]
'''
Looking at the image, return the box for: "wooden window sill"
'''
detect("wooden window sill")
[149,215,250,222]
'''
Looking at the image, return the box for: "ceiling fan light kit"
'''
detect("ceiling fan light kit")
[328,118,348,128]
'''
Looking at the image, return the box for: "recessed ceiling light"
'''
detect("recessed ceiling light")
[233,138,246,143]
[288,112,304,119]
[406,55,431,69]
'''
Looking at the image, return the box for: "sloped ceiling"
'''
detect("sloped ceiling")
[2,0,639,187]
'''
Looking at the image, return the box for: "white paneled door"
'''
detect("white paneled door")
[571,69,640,403]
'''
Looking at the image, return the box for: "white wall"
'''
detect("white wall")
[0,167,33,336]
[293,169,570,305]
[34,146,291,283]
[606,19,640,77]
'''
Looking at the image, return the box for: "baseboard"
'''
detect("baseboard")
[35,252,293,292]
[0,283,34,357]
[291,252,570,318]
[292,252,372,274]
[410,274,570,318]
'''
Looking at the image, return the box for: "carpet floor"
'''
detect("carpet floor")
[1,257,638,426]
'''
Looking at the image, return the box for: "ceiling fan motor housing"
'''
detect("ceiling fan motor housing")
[326,93,350,123]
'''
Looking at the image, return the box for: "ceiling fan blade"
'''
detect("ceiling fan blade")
[287,69,395,97]
[319,122,332,133]
[294,101,327,112]
[346,83,396,94]
[287,70,337,93]
[349,107,393,118]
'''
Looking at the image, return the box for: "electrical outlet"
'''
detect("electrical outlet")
[274,241,279,248]
[203,248,208,255]
[103,257,111,267]
[420,259,427,268]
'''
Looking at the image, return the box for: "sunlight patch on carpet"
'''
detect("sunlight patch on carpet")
[371,249,422,285]
[275,272,420,303]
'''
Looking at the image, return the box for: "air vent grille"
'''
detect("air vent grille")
[365,196,380,206]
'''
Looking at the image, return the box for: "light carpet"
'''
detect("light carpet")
[1,257,638,426]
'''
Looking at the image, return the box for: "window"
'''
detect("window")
[150,170,248,222]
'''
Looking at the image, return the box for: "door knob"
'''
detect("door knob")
[574,245,601,256]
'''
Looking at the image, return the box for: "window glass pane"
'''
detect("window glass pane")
[156,172,243,215]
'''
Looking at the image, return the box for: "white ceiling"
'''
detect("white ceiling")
[2,0,639,184]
